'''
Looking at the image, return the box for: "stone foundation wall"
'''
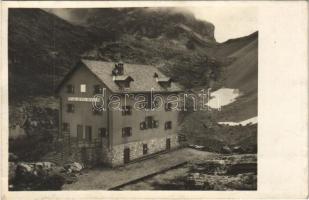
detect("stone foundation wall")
[110,134,179,167]
[62,134,179,167]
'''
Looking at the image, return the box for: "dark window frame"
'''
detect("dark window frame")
[67,104,75,113]
[140,121,146,130]
[165,103,172,111]
[145,116,153,129]
[77,124,83,140]
[94,85,103,94]
[85,126,92,142]
[143,144,148,155]
[165,121,172,130]
[122,106,132,116]
[122,127,132,137]
[93,108,103,115]
[62,122,70,132]
[99,128,107,137]
[153,120,159,128]
[67,84,74,94]
[142,116,159,130]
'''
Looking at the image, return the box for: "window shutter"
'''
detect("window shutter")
[140,122,145,130]
[144,121,148,129]
[155,120,159,128]
[129,128,132,136]
[99,128,106,137]
[93,85,96,94]
[165,122,171,130]
[165,103,172,111]
[122,106,125,116]
[165,121,172,129]
[165,103,169,111]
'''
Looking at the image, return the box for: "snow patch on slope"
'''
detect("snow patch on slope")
[207,88,241,109]
[218,116,257,126]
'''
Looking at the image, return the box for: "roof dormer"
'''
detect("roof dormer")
[156,77,172,88]
[113,75,134,89]
[112,62,124,76]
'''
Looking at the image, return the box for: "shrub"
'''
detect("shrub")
[9,131,54,161]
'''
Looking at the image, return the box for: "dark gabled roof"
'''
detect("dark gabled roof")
[113,75,134,82]
[57,59,183,93]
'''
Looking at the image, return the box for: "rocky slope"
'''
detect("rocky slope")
[8,9,102,99]
[214,32,258,121]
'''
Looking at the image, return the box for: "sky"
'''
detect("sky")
[187,6,257,42]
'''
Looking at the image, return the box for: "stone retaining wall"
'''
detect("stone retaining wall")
[110,134,179,166]
[62,134,179,167]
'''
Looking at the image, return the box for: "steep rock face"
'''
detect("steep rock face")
[48,8,216,43]
[214,32,258,122]
[8,9,100,98]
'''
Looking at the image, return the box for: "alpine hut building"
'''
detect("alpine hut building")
[57,59,183,167]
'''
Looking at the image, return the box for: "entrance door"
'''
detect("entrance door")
[77,125,83,141]
[124,148,130,164]
[166,138,171,150]
[143,144,148,155]
[85,126,92,142]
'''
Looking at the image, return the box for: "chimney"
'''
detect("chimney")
[112,62,124,76]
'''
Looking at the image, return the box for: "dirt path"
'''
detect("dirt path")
[62,148,216,190]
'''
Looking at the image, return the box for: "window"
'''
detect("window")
[145,116,153,129]
[67,104,75,113]
[93,108,103,115]
[122,106,132,116]
[62,123,70,132]
[141,116,159,130]
[153,98,161,109]
[85,126,92,142]
[67,85,74,93]
[80,84,86,93]
[165,103,172,111]
[77,125,83,140]
[145,94,152,109]
[140,122,146,130]
[136,102,147,110]
[122,127,132,137]
[99,128,107,137]
[143,144,148,155]
[153,120,159,128]
[165,121,172,130]
[94,85,103,94]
